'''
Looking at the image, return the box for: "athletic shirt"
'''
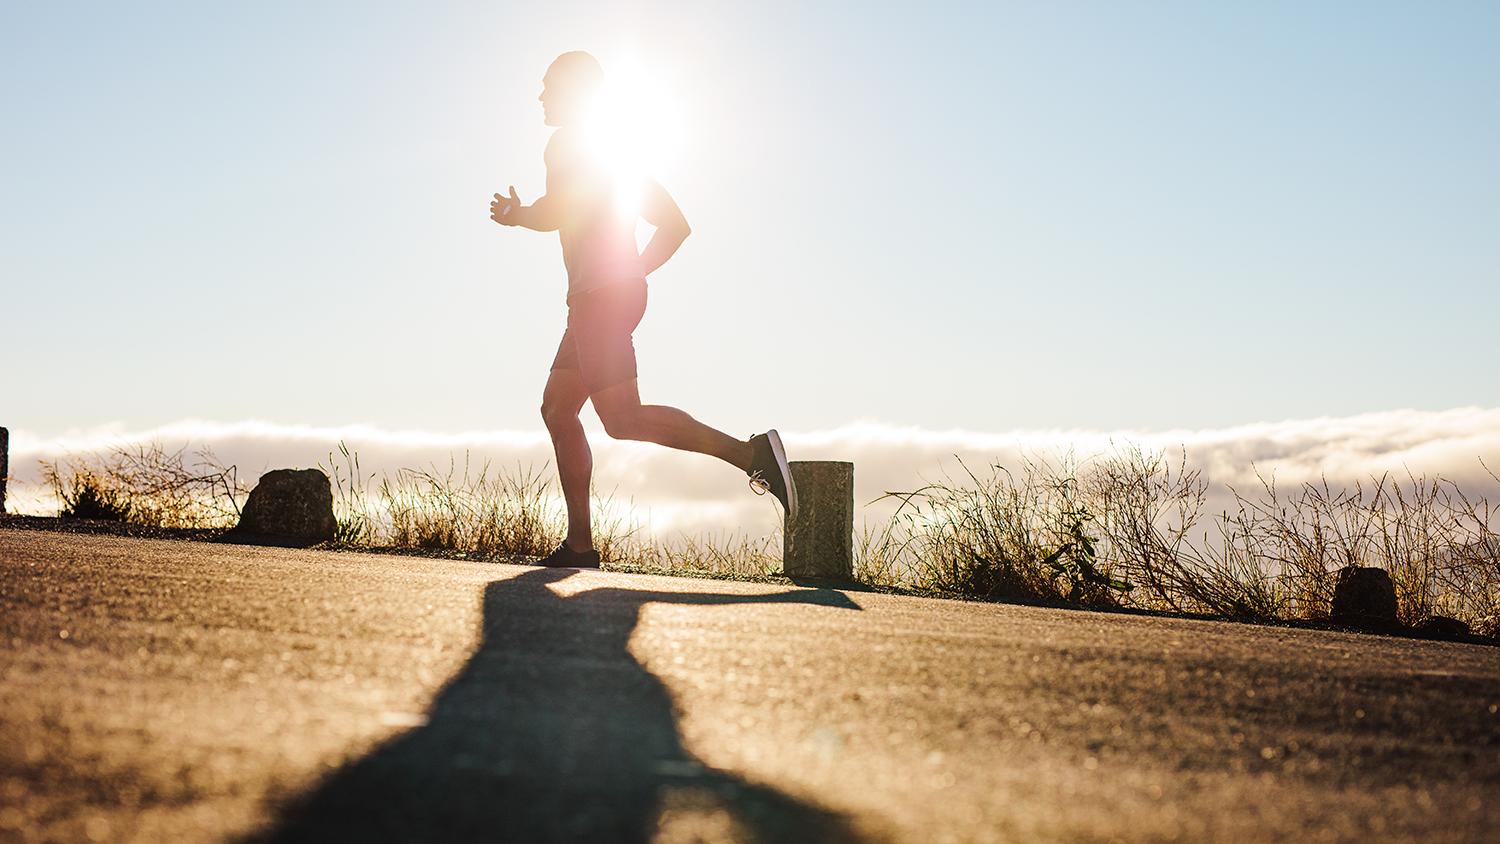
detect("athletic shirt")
[544,128,646,299]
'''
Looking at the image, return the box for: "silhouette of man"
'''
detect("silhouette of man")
[258,568,870,843]
[491,51,796,568]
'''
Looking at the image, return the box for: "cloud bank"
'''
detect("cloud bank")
[7,408,1499,539]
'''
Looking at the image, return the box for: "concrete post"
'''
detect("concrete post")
[782,461,853,580]
[0,426,8,515]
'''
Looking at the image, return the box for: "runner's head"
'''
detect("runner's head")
[540,51,605,127]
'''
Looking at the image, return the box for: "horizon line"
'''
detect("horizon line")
[9,404,1498,455]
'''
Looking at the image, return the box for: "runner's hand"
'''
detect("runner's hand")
[490,186,522,225]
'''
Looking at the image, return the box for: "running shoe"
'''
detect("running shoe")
[747,430,797,521]
[537,542,601,569]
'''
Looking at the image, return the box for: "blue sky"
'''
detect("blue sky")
[4,1,1497,443]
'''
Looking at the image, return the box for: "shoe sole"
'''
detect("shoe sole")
[765,429,798,522]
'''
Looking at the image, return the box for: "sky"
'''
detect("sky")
[3,2,1498,528]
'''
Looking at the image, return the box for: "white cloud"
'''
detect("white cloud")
[7,408,1499,539]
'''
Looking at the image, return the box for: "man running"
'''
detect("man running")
[490,51,795,569]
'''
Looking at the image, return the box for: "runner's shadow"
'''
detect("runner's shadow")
[252,567,875,843]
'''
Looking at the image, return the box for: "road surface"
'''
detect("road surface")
[2,528,1498,843]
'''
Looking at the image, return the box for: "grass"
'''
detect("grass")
[860,446,1500,635]
[39,442,247,529]
[373,456,561,558]
[21,439,1500,635]
[320,445,778,572]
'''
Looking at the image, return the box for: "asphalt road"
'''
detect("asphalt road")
[2,529,1498,844]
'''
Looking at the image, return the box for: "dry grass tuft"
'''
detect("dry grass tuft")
[858,454,1133,605]
[38,442,247,529]
[381,459,562,558]
[321,445,568,558]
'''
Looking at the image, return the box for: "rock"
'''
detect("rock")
[1417,616,1470,637]
[236,469,336,542]
[1330,566,1399,629]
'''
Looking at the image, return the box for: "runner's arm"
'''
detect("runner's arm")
[490,185,567,232]
[492,133,575,232]
[639,177,690,276]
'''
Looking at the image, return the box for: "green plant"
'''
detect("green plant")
[323,442,378,544]
[1041,508,1132,602]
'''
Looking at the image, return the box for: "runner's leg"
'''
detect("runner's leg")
[541,367,595,552]
[591,378,755,471]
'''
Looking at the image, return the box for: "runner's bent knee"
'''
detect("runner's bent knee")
[597,406,645,441]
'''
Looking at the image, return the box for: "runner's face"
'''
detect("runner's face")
[539,74,579,127]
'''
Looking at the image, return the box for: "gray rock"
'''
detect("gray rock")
[1330,566,1399,629]
[236,469,336,542]
[1418,616,1470,637]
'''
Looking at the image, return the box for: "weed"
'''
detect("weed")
[1042,508,1132,602]
[323,442,377,545]
[377,455,564,557]
[872,455,1135,603]
[52,470,133,521]
[39,442,247,528]
[1089,448,1281,618]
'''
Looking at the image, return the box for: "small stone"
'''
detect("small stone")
[1330,566,1399,629]
[235,469,336,541]
[1417,616,1470,637]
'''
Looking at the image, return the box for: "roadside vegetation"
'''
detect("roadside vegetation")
[856,448,1500,636]
[20,440,1499,636]
[39,442,247,529]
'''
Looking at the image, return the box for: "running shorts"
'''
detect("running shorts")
[550,278,648,394]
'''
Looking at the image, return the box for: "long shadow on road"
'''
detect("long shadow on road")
[251,567,875,844]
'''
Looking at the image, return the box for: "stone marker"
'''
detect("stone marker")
[783,461,853,580]
[1330,566,1399,629]
[0,426,8,515]
[235,469,337,542]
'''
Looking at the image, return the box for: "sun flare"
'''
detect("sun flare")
[574,53,687,220]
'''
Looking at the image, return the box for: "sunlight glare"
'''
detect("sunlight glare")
[575,49,687,221]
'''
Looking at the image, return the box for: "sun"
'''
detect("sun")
[574,52,687,220]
